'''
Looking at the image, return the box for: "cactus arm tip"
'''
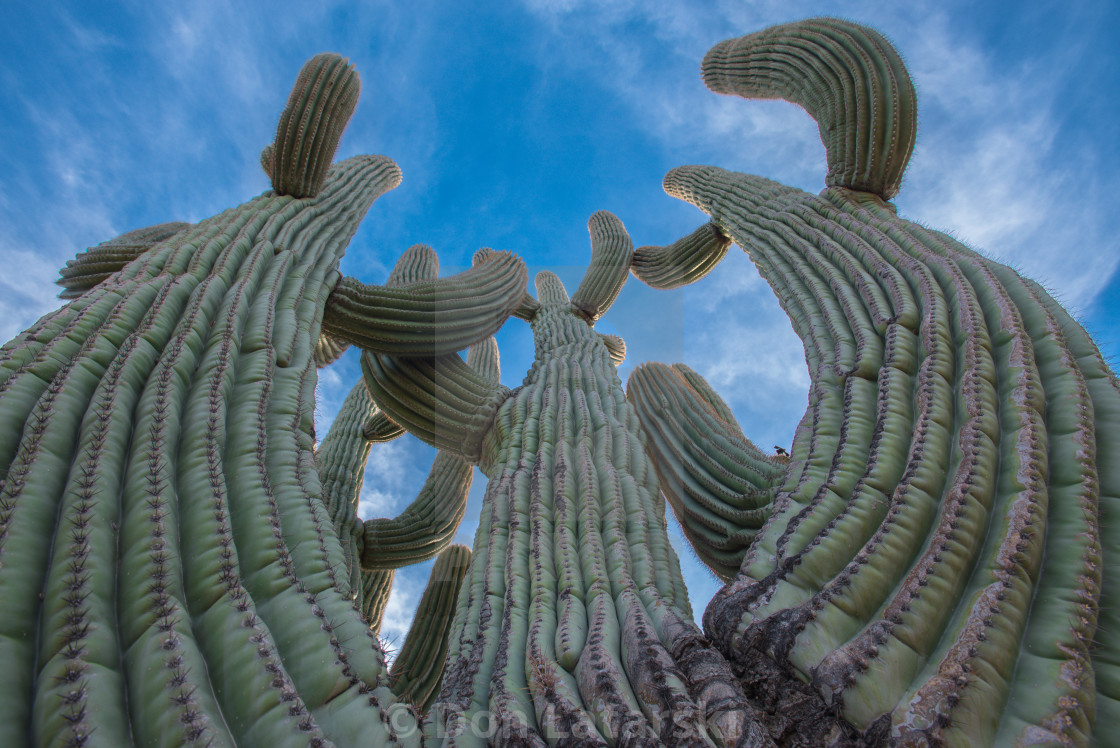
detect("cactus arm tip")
[631,220,732,290]
[701,17,916,200]
[266,52,362,198]
[570,210,633,322]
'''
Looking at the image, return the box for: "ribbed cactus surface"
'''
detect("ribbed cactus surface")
[630,17,1120,746]
[3,14,1116,748]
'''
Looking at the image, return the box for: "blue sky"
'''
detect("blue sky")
[3,0,1117,648]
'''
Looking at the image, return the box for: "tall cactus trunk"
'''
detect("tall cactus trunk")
[425,272,765,747]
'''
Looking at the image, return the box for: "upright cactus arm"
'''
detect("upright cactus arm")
[315,377,404,597]
[321,247,527,356]
[56,222,191,299]
[701,17,916,200]
[389,544,472,712]
[631,220,731,290]
[264,52,360,198]
[569,210,633,322]
[361,568,395,634]
[627,362,784,581]
[630,17,1117,745]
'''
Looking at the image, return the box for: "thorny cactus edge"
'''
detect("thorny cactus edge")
[630,17,1120,746]
[0,52,527,746]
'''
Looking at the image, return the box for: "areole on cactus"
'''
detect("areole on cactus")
[0,13,1117,748]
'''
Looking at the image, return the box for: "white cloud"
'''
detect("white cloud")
[375,579,416,662]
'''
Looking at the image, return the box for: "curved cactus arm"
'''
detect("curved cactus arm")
[321,248,527,356]
[627,362,784,581]
[364,409,405,442]
[359,451,472,571]
[389,544,472,712]
[360,348,509,463]
[474,247,539,322]
[569,210,633,322]
[56,221,191,299]
[631,221,731,290]
[701,17,916,200]
[264,53,360,198]
[316,242,439,367]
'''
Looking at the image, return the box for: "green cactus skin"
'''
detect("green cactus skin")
[313,331,350,367]
[55,222,192,299]
[627,362,784,582]
[630,17,1119,746]
[362,568,396,634]
[366,212,773,747]
[631,221,731,291]
[0,51,532,747]
[362,349,510,465]
[265,53,360,199]
[598,332,626,367]
[389,544,472,713]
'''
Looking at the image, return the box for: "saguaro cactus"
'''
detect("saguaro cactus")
[0,52,526,746]
[365,211,770,746]
[630,17,1120,746]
